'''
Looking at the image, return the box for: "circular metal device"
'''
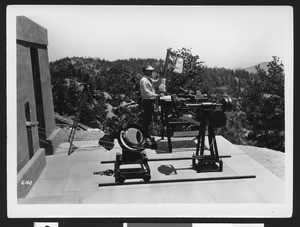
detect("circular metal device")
[117,124,146,152]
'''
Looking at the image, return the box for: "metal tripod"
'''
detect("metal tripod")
[68,82,102,155]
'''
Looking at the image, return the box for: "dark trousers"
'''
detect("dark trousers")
[142,99,155,138]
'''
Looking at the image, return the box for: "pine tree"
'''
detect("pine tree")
[242,56,285,151]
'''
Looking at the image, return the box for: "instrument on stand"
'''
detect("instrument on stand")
[159,91,233,172]
[67,74,103,156]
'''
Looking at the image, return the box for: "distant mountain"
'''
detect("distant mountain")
[233,62,269,74]
[244,62,269,74]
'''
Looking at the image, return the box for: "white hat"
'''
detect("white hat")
[143,65,155,71]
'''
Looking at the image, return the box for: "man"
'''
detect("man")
[139,65,161,142]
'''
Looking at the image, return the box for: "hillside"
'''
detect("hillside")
[244,62,269,74]
[237,145,284,180]
[50,53,285,152]
[233,62,269,74]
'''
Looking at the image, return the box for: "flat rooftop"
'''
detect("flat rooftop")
[18,136,284,205]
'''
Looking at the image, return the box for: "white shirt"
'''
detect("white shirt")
[140,76,159,100]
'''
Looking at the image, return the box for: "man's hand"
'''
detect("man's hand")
[156,93,164,100]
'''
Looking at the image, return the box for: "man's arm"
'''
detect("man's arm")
[151,77,162,89]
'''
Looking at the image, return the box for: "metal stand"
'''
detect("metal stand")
[68,81,102,155]
[192,106,223,172]
[160,97,225,172]
[159,99,174,152]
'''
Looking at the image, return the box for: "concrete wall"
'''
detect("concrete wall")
[17,16,48,45]
[38,48,61,154]
[17,44,41,172]
[17,16,61,198]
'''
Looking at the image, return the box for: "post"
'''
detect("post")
[163,48,171,78]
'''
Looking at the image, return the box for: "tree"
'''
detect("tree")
[242,56,285,151]
[166,48,207,94]
[218,98,248,145]
[50,58,108,128]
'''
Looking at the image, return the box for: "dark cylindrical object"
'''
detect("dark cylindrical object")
[209,110,227,128]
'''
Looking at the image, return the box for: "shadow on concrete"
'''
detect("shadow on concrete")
[158,165,177,175]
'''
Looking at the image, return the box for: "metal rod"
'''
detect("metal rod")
[101,155,231,164]
[98,175,256,187]
[163,48,171,78]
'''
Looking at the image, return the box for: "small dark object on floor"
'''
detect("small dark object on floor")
[94,169,114,176]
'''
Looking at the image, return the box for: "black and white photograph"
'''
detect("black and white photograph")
[7,5,293,218]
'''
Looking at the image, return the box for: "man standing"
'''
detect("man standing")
[139,65,161,142]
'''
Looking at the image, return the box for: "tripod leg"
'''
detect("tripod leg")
[87,89,103,117]
[196,112,206,157]
[68,87,87,155]
[208,125,214,156]
[210,125,219,158]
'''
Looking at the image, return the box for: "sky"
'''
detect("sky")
[8,5,293,69]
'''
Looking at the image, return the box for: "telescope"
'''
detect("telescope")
[163,87,233,133]
[158,89,233,173]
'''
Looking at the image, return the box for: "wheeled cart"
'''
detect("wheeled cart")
[114,150,151,184]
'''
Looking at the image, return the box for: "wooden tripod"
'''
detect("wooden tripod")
[68,82,102,155]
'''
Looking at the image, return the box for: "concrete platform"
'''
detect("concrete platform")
[17,136,285,205]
